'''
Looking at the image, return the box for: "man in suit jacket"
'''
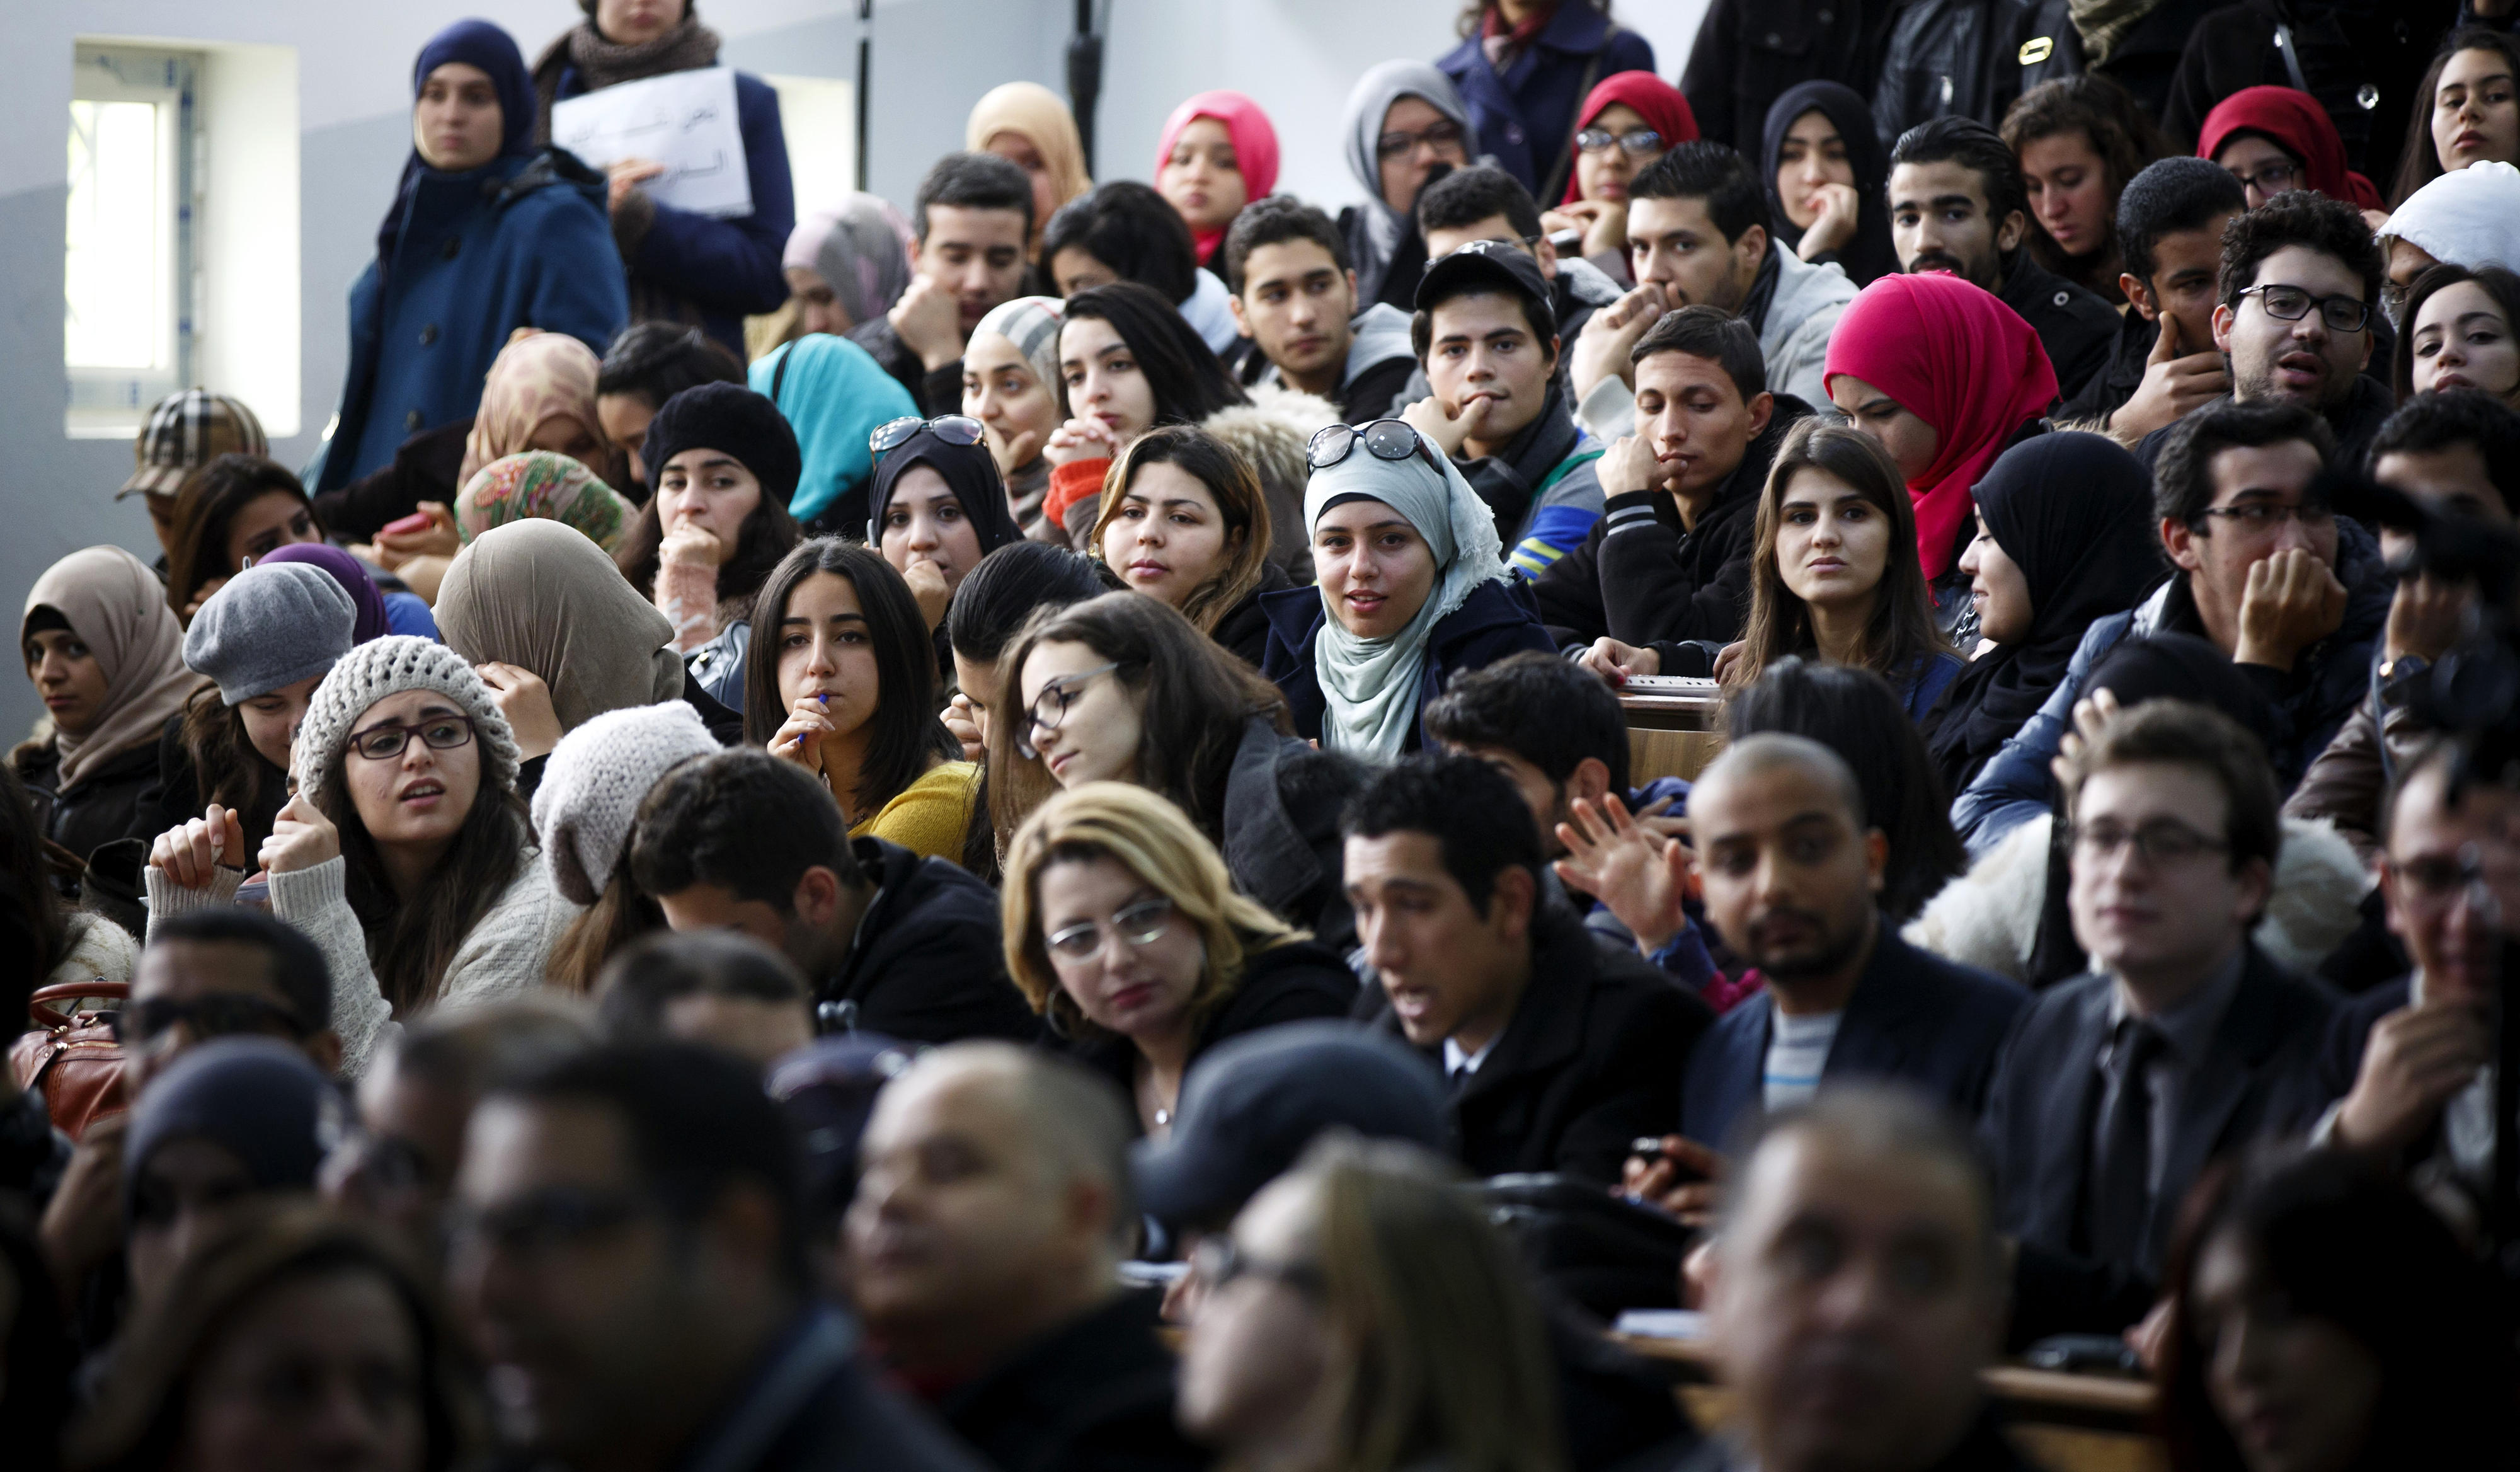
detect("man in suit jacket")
[1348,753,1714,1184]
[1981,700,2335,1338]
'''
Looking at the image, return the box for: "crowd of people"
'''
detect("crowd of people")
[10,0,2520,1468]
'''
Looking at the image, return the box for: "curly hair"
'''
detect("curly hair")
[2000,75,2169,277]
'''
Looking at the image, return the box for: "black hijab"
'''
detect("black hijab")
[866,429,1025,554]
[1924,432,2163,793]
[1759,82,1898,287]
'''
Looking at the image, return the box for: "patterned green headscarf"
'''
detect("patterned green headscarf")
[454,451,633,553]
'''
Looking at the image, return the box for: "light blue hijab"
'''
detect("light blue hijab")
[747,333,918,526]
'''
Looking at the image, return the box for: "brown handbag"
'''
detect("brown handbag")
[8,981,128,1142]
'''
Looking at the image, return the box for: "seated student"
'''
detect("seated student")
[2397,262,2520,408]
[140,562,355,860]
[1154,89,1278,284]
[1543,72,1698,281]
[121,388,266,563]
[2376,154,2520,321]
[1721,421,1964,720]
[2131,191,2393,473]
[455,331,623,497]
[1002,783,1354,1137]
[1402,240,1605,579]
[1538,307,1811,672]
[847,1044,1208,1472]
[941,543,1111,879]
[752,539,978,863]
[1886,117,2121,404]
[1041,181,1242,354]
[1920,434,2164,795]
[750,332,922,538]
[589,321,746,495]
[782,193,917,342]
[967,80,1094,260]
[1041,282,1334,573]
[2312,741,2519,1207]
[1619,737,2023,1210]
[147,637,575,1077]
[534,701,722,992]
[1758,82,1898,288]
[2196,85,2387,215]
[1344,753,1712,1184]
[1087,425,1285,668]
[1005,592,1359,942]
[2000,77,2168,308]
[1223,198,1418,423]
[963,296,1070,540]
[867,416,1024,636]
[1419,166,1625,372]
[450,1042,981,1472]
[2057,158,2245,440]
[163,455,328,623]
[20,547,205,883]
[1258,418,1555,760]
[615,382,805,660]
[452,451,637,556]
[1687,1090,2023,1472]
[1956,400,2390,858]
[631,748,1036,1044]
[1825,271,2059,638]
[1980,700,2336,1335]
[123,909,341,1101]
[2158,1147,2520,1472]
[849,151,1034,418]
[1570,142,1857,438]
[1338,62,1475,313]
[594,929,815,1069]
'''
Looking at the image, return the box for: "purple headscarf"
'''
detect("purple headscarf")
[257,544,394,645]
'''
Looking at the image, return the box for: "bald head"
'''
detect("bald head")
[891,1043,1136,1233]
[1694,733,1869,834]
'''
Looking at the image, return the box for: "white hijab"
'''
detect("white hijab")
[1305,437,1505,760]
[2377,160,2520,273]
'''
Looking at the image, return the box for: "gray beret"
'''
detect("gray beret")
[182,561,358,706]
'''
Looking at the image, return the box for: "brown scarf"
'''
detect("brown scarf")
[530,17,724,145]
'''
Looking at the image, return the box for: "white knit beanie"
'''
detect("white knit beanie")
[294,636,520,802]
[530,700,719,904]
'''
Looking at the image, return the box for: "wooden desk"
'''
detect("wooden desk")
[1621,678,1725,785]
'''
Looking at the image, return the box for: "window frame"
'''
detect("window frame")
[66,43,200,437]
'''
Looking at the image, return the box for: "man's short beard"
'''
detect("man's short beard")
[1753,904,1874,984]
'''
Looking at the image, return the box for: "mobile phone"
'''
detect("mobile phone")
[1549,227,1584,255]
[1628,1137,1708,1184]
[2023,1333,2142,1375]
[381,511,435,538]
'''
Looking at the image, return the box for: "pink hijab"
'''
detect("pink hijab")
[1155,91,1281,264]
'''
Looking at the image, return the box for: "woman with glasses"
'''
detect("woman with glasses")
[1000,592,1361,943]
[866,416,1024,643]
[1258,419,1554,760]
[1337,62,1475,311]
[751,539,976,865]
[1090,425,1285,668]
[2196,88,2387,219]
[1540,72,1697,282]
[1003,782,1353,1138]
[146,637,571,1077]
[2394,262,2520,408]
[1759,82,1898,289]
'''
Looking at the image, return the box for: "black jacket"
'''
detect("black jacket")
[1681,0,1895,151]
[1532,394,1812,657]
[1217,717,1362,948]
[1209,563,1292,670]
[672,1309,984,1472]
[1071,939,1357,1124]
[1869,0,2083,152]
[309,417,472,541]
[846,316,963,419]
[1261,578,1559,756]
[1997,252,2122,405]
[1680,931,2028,1149]
[12,740,161,884]
[1364,904,1715,1183]
[2162,0,2439,178]
[1677,1412,2037,1472]
[2055,308,2156,429]
[930,1289,1206,1472]
[822,836,1040,1045]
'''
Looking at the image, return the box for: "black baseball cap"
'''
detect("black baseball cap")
[1131,1021,1451,1232]
[1413,237,1555,330]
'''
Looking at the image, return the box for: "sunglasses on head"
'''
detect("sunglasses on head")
[869,415,987,457]
[1306,419,1446,480]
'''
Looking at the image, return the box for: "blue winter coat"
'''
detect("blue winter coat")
[316,150,627,492]
[549,66,794,354]
[1259,577,1558,754]
[1437,6,1657,196]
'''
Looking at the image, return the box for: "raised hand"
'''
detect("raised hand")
[1554,792,1692,951]
[261,792,341,876]
[149,804,249,889]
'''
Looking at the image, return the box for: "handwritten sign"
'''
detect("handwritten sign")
[551,66,752,219]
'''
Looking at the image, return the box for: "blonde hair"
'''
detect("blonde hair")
[1001,781,1299,1037]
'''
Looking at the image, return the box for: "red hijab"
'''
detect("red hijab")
[1155,91,1281,264]
[1823,273,2059,581]
[1564,72,1700,204]
[2196,86,2385,211]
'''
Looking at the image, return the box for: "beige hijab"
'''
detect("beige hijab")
[434,520,684,734]
[966,82,1093,250]
[22,546,203,789]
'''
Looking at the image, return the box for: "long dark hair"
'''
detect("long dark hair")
[175,687,287,856]
[2390,29,2520,208]
[1734,420,1949,697]
[742,539,958,823]
[1090,425,1275,633]
[945,543,1116,879]
[614,480,803,612]
[166,455,320,618]
[2393,262,2520,405]
[1999,75,2167,288]
[992,592,1288,842]
[1058,282,1248,427]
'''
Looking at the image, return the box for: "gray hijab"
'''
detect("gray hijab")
[1342,61,1472,305]
[782,193,917,330]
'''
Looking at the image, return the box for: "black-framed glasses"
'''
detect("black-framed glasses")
[1017,662,1122,761]
[2225,161,2298,197]
[1192,1236,1326,1296]
[2192,501,2337,532]
[2237,284,2372,334]
[1046,897,1177,965]
[1376,118,1466,160]
[1307,419,1446,480]
[2067,819,2230,867]
[869,414,987,457]
[111,992,309,1049]
[1576,127,1664,156]
[445,1185,653,1260]
[346,715,476,762]
[2388,844,2520,904]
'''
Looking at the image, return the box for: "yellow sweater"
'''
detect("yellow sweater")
[850,761,980,865]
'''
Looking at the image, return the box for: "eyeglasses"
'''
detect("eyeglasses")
[445,1185,651,1260]
[2236,284,2372,334]
[2225,161,2298,197]
[2192,501,2336,532]
[2388,845,2520,905]
[1045,897,1177,965]
[1192,1236,1327,1296]
[1576,127,1664,156]
[869,414,987,457]
[346,715,476,762]
[1376,119,1467,160]
[2068,819,2230,868]
[110,992,309,1049]
[1307,419,1447,480]
[1017,661,1122,761]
